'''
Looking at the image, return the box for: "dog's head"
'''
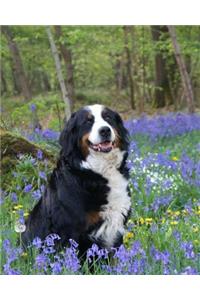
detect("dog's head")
[59,104,129,167]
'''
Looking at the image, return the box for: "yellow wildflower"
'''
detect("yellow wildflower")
[145,218,153,224]
[139,217,145,225]
[123,232,134,244]
[173,211,180,216]
[192,227,199,233]
[21,252,28,257]
[170,221,178,225]
[13,204,23,210]
[172,156,179,161]
[161,218,166,224]
[125,232,134,239]
[24,212,29,217]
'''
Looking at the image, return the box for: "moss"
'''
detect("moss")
[1,130,57,189]
[1,129,55,161]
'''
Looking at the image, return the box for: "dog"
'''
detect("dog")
[22,104,131,258]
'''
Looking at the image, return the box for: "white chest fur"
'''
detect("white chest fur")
[81,149,131,249]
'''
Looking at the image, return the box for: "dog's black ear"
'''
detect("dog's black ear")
[114,112,129,151]
[59,112,78,158]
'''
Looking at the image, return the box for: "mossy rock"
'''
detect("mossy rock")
[0,129,56,175]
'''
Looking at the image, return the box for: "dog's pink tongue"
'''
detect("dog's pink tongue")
[99,141,112,150]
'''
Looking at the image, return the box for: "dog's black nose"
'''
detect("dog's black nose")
[99,126,111,139]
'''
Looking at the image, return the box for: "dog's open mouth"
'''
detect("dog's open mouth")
[88,140,115,153]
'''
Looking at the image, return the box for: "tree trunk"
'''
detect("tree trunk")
[46,26,71,121]
[151,26,171,108]
[168,25,195,113]
[0,67,7,95]
[115,53,123,93]
[42,72,51,92]
[123,26,135,109]
[54,26,74,111]
[2,26,32,101]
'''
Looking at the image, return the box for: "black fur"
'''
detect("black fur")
[22,105,130,258]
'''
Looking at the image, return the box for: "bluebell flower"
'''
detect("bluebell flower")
[181,266,198,275]
[23,184,32,193]
[50,261,62,274]
[35,253,49,271]
[42,129,60,140]
[4,263,21,275]
[37,149,43,160]
[181,242,195,259]
[30,103,36,112]
[173,230,181,241]
[18,209,25,225]
[32,237,42,249]
[64,246,80,273]
[32,189,42,201]
[39,171,47,181]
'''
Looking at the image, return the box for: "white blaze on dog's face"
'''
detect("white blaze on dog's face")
[86,104,116,153]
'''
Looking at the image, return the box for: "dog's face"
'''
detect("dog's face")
[59,104,129,165]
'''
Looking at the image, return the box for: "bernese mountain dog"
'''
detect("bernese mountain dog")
[22,104,131,258]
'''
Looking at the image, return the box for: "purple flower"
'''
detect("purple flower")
[39,171,47,181]
[180,266,198,275]
[32,189,42,201]
[150,246,170,265]
[0,189,6,205]
[130,241,143,256]
[87,243,108,263]
[43,247,55,254]
[40,185,45,193]
[50,261,62,274]
[163,266,170,275]
[32,237,42,249]
[4,264,21,275]
[42,129,60,140]
[35,253,49,271]
[64,246,80,273]
[181,242,195,259]
[3,239,22,274]
[69,239,79,249]
[46,234,61,243]
[11,193,18,202]
[30,103,36,112]
[23,184,32,193]
[125,113,200,141]
[3,239,11,252]
[37,150,43,160]
[151,195,172,212]
[173,230,181,241]
[18,209,25,225]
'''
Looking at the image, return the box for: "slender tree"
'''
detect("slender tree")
[168,25,195,113]
[54,26,74,111]
[0,67,7,95]
[2,26,32,101]
[123,26,135,109]
[151,26,172,108]
[46,26,71,120]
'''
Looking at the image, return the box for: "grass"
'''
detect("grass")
[0,111,200,274]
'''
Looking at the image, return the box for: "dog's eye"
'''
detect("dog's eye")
[86,116,93,124]
[104,115,111,122]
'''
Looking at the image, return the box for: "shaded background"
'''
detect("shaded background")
[1,25,200,131]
